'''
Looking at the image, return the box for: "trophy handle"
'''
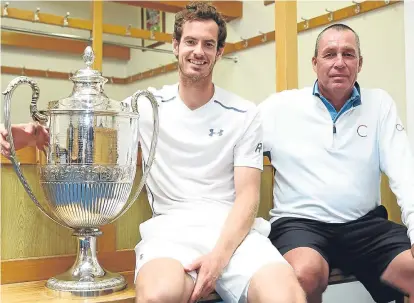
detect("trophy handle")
[2,76,69,229]
[110,90,159,222]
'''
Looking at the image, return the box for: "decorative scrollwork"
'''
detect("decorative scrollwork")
[40,165,135,183]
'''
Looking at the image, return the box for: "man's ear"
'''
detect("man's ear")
[216,47,224,60]
[173,39,179,58]
[358,56,363,73]
[312,56,317,73]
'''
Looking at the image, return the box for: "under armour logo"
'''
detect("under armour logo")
[209,129,224,136]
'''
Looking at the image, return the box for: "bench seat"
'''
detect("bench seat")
[0,269,358,303]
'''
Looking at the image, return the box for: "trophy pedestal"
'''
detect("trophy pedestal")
[45,228,127,297]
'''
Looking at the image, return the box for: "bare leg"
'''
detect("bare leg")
[381,250,414,302]
[283,247,330,303]
[247,262,306,303]
[135,258,194,303]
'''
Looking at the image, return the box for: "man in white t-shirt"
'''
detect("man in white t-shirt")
[259,23,414,303]
[0,2,305,303]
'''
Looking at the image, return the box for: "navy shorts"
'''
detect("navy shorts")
[269,206,410,303]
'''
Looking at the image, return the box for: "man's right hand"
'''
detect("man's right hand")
[0,123,49,158]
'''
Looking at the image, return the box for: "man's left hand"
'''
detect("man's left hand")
[185,252,228,303]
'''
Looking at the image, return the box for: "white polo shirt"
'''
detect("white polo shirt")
[123,83,264,227]
[259,87,414,244]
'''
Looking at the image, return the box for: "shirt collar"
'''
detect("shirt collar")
[312,80,361,107]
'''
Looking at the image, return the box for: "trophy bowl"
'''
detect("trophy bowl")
[2,46,159,297]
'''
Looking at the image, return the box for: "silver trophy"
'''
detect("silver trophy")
[2,46,159,297]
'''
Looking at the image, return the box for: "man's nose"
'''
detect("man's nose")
[193,42,204,55]
[334,54,345,68]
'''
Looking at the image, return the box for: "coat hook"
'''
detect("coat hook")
[325,9,334,22]
[126,24,131,36]
[259,31,267,42]
[45,69,49,77]
[21,67,25,76]
[63,12,70,26]
[34,8,40,22]
[384,0,390,4]
[240,37,248,48]
[159,65,166,73]
[3,2,9,17]
[301,17,309,29]
[149,30,155,40]
[352,1,361,14]
[138,73,143,79]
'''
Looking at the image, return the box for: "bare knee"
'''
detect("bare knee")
[248,262,306,303]
[136,258,194,303]
[284,248,329,296]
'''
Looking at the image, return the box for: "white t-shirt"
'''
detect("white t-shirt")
[259,87,414,244]
[124,83,264,227]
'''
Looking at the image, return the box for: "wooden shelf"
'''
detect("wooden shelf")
[1,4,173,44]
[2,32,130,61]
[113,1,243,21]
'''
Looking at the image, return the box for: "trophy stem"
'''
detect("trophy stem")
[45,228,127,297]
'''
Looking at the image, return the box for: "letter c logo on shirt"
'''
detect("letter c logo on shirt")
[396,124,404,131]
[357,125,368,137]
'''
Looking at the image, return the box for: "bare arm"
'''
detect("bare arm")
[211,166,261,262]
[0,123,49,158]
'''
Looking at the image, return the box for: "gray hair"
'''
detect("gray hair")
[314,24,361,58]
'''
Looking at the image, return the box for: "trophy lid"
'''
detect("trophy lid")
[70,46,105,83]
[47,46,135,116]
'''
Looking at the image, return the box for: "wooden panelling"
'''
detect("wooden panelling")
[1,66,127,83]
[381,174,401,224]
[275,0,298,91]
[1,250,135,284]
[92,0,103,71]
[0,146,37,164]
[257,165,274,220]
[1,32,130,61]
[1,165,77,260]
[115,169,153,250]
[114,1,243,21]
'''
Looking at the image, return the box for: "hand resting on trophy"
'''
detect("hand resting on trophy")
[0,122,49,158]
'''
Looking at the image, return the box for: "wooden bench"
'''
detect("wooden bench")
[2,269,405,303]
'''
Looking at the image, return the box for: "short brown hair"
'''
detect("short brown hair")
[173,1,227,50]
[314,23,361,58]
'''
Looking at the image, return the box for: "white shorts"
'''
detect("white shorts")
[134,214,288,303]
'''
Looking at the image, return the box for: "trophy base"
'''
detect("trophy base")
[46,270,127,297]
[45,228,127,297]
